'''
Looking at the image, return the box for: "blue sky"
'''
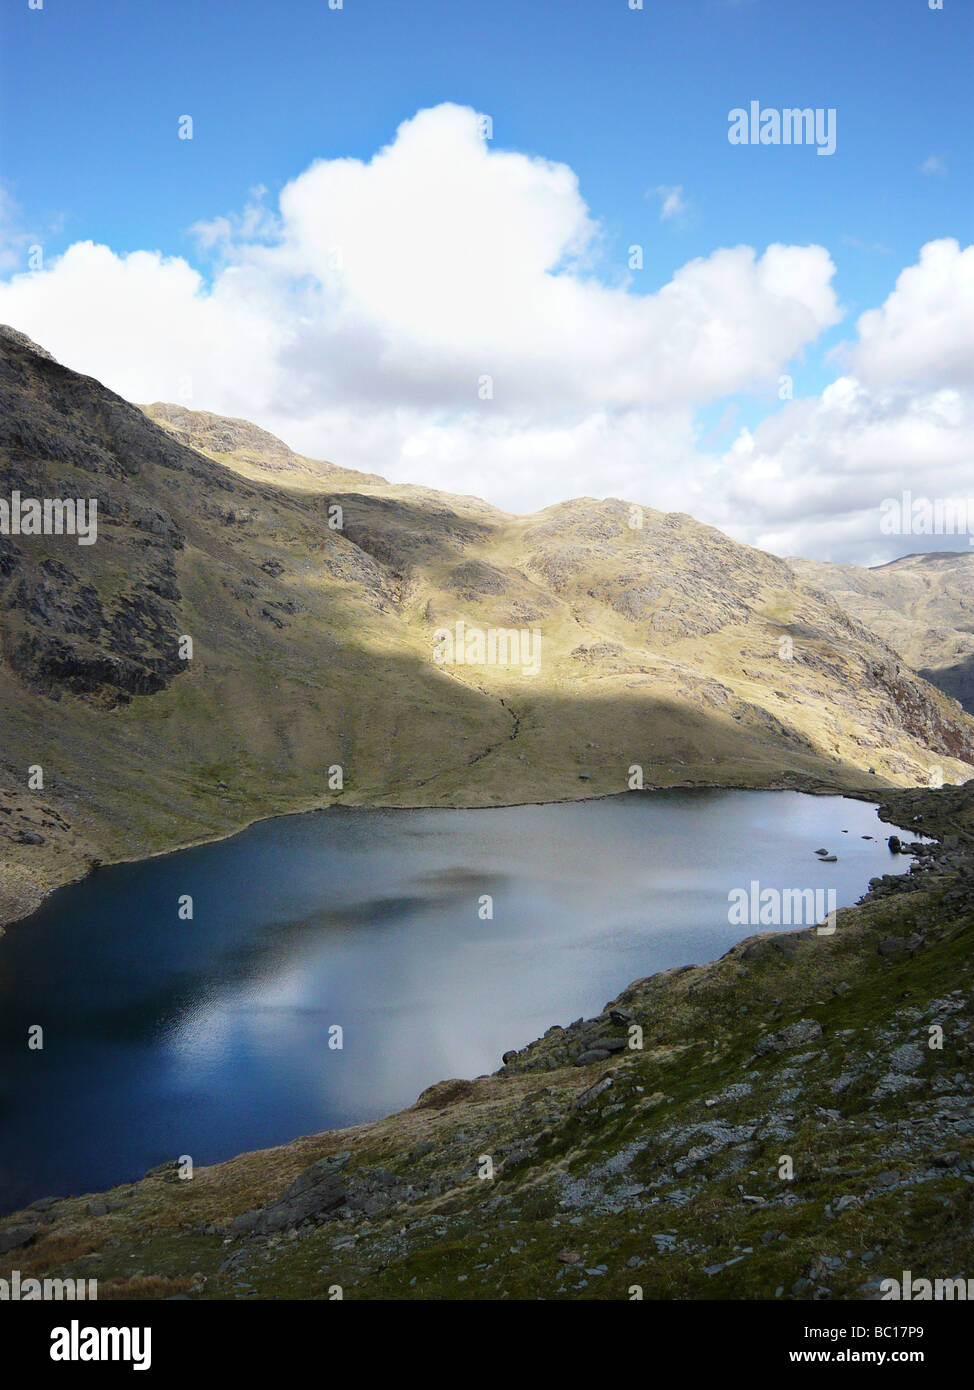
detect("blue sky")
[3,0,967,300]
[0,0,971,561]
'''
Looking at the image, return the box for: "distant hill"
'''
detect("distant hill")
[2,324,973,925]
[789,552,974,713]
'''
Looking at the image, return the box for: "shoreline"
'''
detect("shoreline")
[1,771,900,936]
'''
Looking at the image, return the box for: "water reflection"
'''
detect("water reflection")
[0,791,914,1210]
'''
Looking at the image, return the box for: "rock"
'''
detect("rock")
[609,1008,633,1026]
[820,855,837,863]
[86,1200,109,1217]
[873,1072,920,1100]
[754,1018,823,1055]
[0,1225,36,1254]
[888,835,902,853]
[347,1166,412,1217]
[704,1256,745,1276]
[501,1050,519,1065]
[413,1078,476,1109]
[889,1043,925,1074]
[557,1250,581,1263]
[0,325,58,361]
[575,1048,611,1065]
[742,932,802,965]
[227,1209,261,1237]
[878,937,906,957]
[144,1159,181,1180]
[573,1075,614,1110]
[11,829,44,845]
[252,1151,351,1234]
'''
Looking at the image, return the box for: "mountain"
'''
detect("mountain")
[790,552,974,714]
[2,324,974,926]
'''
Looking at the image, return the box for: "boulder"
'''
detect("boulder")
[575,1048,610,1065]
[0,1225,36,1254]
[252,1151,351,1234]
[888,1043,925,1074]
[227,1209,261,1237]
[754,1018,823,1055]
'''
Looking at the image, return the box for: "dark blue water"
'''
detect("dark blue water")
[0,791,914,1212]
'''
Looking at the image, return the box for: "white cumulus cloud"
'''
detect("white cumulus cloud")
[0,104,969,563]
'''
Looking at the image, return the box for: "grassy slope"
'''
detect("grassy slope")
[3,783,971,1300]
[142,403,974,813]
